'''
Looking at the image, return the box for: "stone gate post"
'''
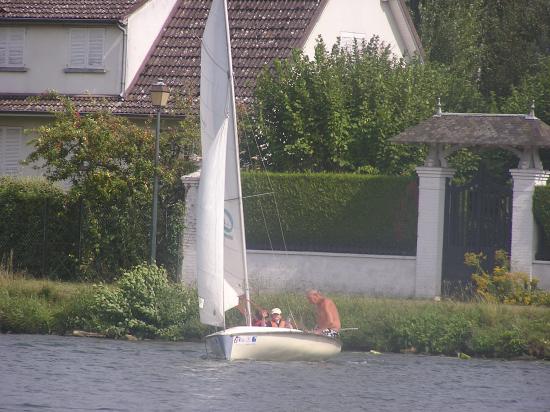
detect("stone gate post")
[510,169,550,277]
[415,166,455,297]
[179,170,201,283]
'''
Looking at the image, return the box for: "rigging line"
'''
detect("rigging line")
[242,192,275,199]
[250,127,289,253]
[243,130,274,251]
[248,123,306,327]
[225,194,273,202]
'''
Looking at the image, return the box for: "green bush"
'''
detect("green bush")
[0,177,78,278]
[90,264,198,340]
[0,177,184,282]
[466,250,550,305]
[242,172,418,255]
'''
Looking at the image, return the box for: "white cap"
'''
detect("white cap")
[271,307,282,315]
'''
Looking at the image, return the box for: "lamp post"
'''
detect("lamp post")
[150,79,170,264]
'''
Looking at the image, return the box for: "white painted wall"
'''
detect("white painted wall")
[533,261,550,290]
[125,0,178,90]
[247,250,416,297]
[0,25,123,95]
[302,0,417,58]
[510,169,550,276]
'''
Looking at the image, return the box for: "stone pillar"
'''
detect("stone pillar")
[415,167,455,298]
[510,169,550,277]
[179,170,201,284]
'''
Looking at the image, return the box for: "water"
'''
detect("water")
[1,335,549,412]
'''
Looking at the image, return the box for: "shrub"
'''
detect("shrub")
[0,177,78,279]
[466,250,550,305]
[90,264,197,340]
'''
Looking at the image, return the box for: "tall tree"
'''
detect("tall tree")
[408,0,550,98]
[247,38,483,175]
[27,97,199,279]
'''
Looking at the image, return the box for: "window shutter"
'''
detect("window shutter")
[7,28,24,66]
[0,28,24,67]
[70,29,87,67]
[88,29,104,68]
[0,29,7,66]
[0,128,22,175]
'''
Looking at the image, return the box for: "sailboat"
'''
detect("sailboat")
[197,0,341,361]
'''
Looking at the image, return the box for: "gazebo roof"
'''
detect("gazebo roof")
[391,113,550,148]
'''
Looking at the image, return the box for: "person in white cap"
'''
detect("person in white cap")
[267,307,293,328]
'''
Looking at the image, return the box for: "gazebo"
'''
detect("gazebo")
[391,102,550,297]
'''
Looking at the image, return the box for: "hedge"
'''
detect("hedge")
[0,177,79,278]
[0,177,180,281]
[4,174,548,280]
[534,185,550,259]
[242,172,418,255]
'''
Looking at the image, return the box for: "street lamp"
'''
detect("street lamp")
[150,79,170,264]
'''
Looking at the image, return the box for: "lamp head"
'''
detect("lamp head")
[150,79,170,108]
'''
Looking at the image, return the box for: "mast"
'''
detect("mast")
[222,0,252,326]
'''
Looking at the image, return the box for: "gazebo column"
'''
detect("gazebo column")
[510,168,550,276]
[179,170,201,284]
[415,166,456,297]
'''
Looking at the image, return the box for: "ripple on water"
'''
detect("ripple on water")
[1,335,549,412]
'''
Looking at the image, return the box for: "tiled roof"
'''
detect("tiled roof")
[0,0,144,20]
[0,0,324,116]
[391,113,550,147]
[124,0,323,114]
[0,94,123,114]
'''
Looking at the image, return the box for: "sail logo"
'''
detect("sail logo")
[224,209,234,239]
[233,336,257,345]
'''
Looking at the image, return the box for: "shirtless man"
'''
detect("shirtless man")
[306,289,341,337]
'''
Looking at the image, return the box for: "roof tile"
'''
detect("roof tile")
[0,0,143,20]
[391,114,550,147]
[0,0,325,115]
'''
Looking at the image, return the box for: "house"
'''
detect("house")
[0,0,423,177]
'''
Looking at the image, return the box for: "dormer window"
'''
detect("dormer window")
[65,28,105,72]
[0,27,26,71]
[339,31,366,50]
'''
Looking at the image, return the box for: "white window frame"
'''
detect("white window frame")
[339,31,367,51]
[0,127,23,176]
[0,27,26,69]
[67,28,105,71]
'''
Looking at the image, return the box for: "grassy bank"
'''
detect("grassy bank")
[1,274,549,359]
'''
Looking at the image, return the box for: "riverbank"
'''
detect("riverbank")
[1,274,549,359]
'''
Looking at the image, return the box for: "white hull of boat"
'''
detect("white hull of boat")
[205,326,341,361]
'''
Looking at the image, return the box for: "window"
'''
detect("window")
[0,27,25,69]
[339,31,367,50]
[67,28,105,70]
[0,127,22,175]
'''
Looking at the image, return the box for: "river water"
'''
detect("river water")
[1,334,549,412]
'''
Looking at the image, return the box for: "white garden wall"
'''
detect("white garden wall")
[533,261,550,290]
[245,250,416,297]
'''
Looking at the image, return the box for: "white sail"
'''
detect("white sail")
[198,0,247,327]
[199,1,341,361]
[196,119,228,327]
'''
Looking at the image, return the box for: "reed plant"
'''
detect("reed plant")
[232,292,550,359]
[1,272,549,359]
[0,268,97,334]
